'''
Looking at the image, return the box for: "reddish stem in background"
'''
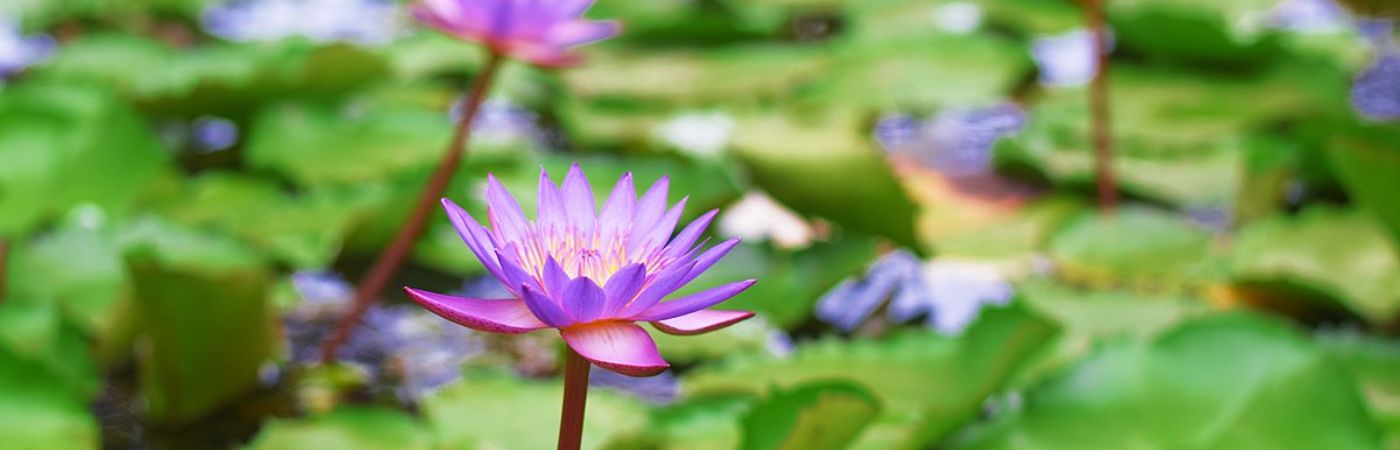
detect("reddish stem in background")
[1085,0,1118,213]
[558,348,591,450]
[320,52,505,363]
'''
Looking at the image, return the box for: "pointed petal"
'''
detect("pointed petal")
[632,279,757,321]
[680,238,740,286]
[623,261,696,316]
[601,263,646,317]
[562,277,607,323]
[548,20,620,47]
[537,168,566,230]
[556,0,596,17]
[521,285,575,327]
[652,310,753,335]
[542,256,571,297]
[561,323,668,377]
[561,164,596,232]
[441,199,503,279]
[633,197,687,255]
[663,209,717,260]
[598,173,635,242]
[496,247,542,294]
[632,176,669,230]
[486,174,530,242]
[405,287,548,334]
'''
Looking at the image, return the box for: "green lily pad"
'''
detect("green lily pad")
[1048,207,1216,290]
[1107,0,1286,64]
[0,79,167,237]
[954,312,1384,450]
[246,407,430,450]
[124,221,276,424]
[421,371,648,450]
[1319,332,1400,448]
[741,382,881,450]
[1229,207,1400,323]
[0,335,100,450]
[803,34,1031,111]
[1327,121,1400,250]
[685,303,1058,449]
[646,395,755,450]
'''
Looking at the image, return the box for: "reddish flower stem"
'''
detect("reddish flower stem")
[320,52,505,363]
[1085,0,1118,213]
[558,348,591,450]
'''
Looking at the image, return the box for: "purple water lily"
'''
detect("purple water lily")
[406,165,755,376]
[411,0,620,66]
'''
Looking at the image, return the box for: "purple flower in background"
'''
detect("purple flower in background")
[405,164,755,376]
[411,0,620,66]
[0,20,54,78]
[203,0,401,45]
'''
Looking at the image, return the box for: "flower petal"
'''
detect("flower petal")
[496,247,543,294]
[631,176,669,235]
[651,310,753,335]
[486,174,530,242]
[441,199,503,279]
[521,285,575,327]
[622,261,696,315]
[680,238,740,286]
[598,173,635,243]
[561,323,668,377]
[632,279,757,321]
[661,208,715,261]
[601,263,646,317]
[548,20,621,48]
[542,256,571,297]
[633,197,687,256]
[563,277,607,323]
[537,168,566,230]
[561,163,596,232]
[405,287,548,334]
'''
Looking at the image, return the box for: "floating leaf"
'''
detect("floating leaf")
[685,303,1057,448]
[1327,121,1400,250]
[124,220,276,424]
[741,382,880,450]
[1048,207,1216,290]
[1229,207,1400,323]
[246,407,430,450]
[0,79,167,237]
[421,371,648,450]
[954,312,1384,450]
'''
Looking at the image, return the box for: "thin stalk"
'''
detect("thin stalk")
[1085,0,1118,212]
[320,52,505,363]
[558,348,591,450]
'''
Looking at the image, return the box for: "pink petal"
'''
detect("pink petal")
[561,163,596,232]
[556,0,597,18]
[495,246,540,294]
[632,279,757,321]
[561,323,669,377]
[405,287,548,334]
[486,174,530,242]
[652,310,753,335]
[562,277,606,323]
[548,20,621,48]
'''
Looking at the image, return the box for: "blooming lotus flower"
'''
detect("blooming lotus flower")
[410,0,620,66]
[406,165,756,376]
